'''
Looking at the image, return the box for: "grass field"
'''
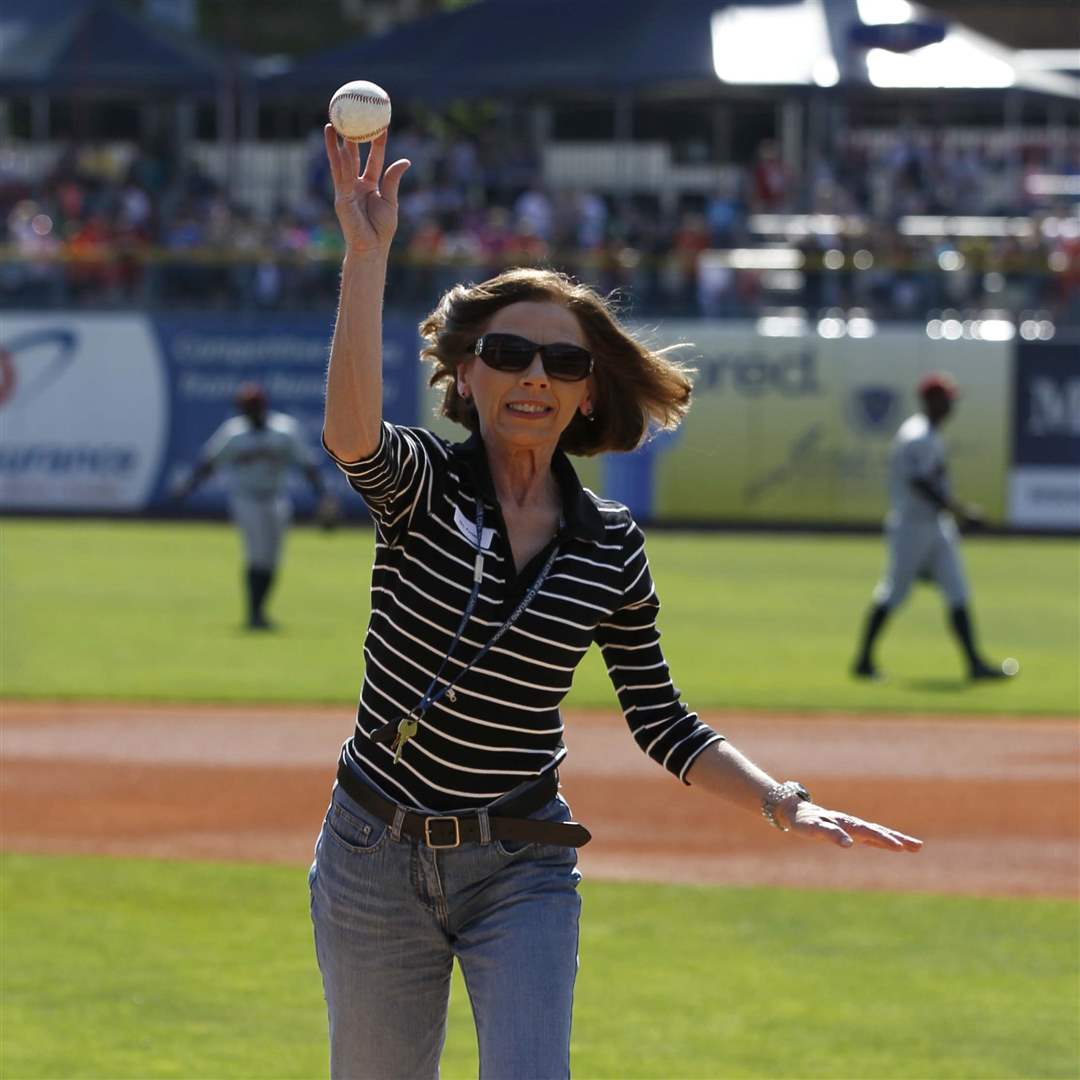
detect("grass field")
[2,519,1076,714]
[3,852,1077,1080]
[4,518,1078,1080]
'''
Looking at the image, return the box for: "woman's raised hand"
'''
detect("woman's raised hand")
[324,125,411,257]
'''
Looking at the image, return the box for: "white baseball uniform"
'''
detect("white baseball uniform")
[873,412,969,608]
[201,411,316,570]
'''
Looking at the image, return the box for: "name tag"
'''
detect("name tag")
[454,505,495,550]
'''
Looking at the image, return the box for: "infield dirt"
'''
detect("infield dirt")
[3,702,1076,898]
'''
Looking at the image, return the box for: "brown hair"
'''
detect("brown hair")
[418,267,693,456]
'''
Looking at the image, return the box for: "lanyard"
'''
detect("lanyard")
[371,496,561,758]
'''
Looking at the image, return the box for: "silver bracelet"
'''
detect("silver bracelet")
[762,781,811,831]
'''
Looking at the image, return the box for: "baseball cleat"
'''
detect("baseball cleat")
[852,659,884,681]
[969,659,1015,680]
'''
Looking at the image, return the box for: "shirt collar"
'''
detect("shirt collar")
[452,432,606,543]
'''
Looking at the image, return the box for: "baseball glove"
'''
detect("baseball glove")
[315,493,342,531]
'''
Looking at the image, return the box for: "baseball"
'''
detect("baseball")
[329,80,391,143]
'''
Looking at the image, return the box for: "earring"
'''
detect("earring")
[583,404,596,422]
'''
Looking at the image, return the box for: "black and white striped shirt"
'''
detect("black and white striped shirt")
[326,423,724,813]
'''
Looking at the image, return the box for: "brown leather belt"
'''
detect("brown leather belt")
[335,759,591,849]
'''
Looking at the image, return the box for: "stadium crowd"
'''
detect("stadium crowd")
[2,123,1077,323]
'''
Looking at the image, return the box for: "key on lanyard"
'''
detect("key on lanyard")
[391,714,419,764]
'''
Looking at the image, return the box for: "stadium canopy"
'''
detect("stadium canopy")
[258,0,739,101]
[259,0,1080,103]
[0,0,233,94]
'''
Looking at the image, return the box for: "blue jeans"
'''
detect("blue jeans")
[309,775,583,1079]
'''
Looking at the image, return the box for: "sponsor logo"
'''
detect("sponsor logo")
[1027,376,1080,437]
[1028,486,1080,505]
[847,385,900,436]
[168,332,328,366]
[697,350,820,397]
[0,329,77,410]
[744,422,898,505]
[1009,467,1080,528]
[744,425,825,502]
[0,445,137,476]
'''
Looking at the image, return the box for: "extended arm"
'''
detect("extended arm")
[910,477,983,527]
[322,126,411,462]
[172,459,214,501]
[685,740,922,852]
[599,522,921,852]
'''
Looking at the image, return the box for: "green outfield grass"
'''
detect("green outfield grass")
[2,852,1076,1079]
[1,519,1076,714]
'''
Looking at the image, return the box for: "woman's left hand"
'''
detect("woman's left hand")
[787,801,923,852]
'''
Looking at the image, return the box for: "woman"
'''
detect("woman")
[312,127,922,1080]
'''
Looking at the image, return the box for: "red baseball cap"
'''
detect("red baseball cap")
[917,372,959,400]
[235,382,268,410]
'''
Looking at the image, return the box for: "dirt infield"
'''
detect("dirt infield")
[3,701,1077,898]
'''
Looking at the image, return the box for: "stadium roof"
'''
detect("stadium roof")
[259,0,735,101]
[0,0,233,94]
[260,0,1080,103]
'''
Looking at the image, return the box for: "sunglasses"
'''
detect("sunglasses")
[473,333,593,382]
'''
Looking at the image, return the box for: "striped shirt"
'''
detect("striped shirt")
[325,422,724,813]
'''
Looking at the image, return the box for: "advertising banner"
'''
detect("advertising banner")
[0,315,168,510]
[0,312,420,516]
[153,312,418,516]
[608,324,1012,525]
[2,313,1024,528]
[1008,341,1080,530]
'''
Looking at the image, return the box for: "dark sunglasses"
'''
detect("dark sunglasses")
[473,333,593,382]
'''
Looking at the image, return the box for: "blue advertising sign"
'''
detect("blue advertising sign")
[152,312,420,515]
[1008,340,1080,529]
[1012,341,1080,466]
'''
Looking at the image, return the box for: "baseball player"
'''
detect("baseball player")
[174,383,334,630]
[852,372,1014,681]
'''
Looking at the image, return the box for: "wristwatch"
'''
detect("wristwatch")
[761,781,811,831]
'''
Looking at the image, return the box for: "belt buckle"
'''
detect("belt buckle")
[423,816,461,849]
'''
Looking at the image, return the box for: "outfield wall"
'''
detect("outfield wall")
[2,311,1076,530]
[616,323,1013,525]
[0,312,416,518]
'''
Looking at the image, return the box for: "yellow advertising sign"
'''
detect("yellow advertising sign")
[639,325,1011,524]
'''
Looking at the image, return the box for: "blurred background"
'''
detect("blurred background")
[1,0,1077,532]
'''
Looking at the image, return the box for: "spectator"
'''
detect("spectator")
[1,128,1076,325]
[750,139,791,212]
[705,175,742,246]
[513,183,554,242]
[3,199,62,303]
[65,211,118,301]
